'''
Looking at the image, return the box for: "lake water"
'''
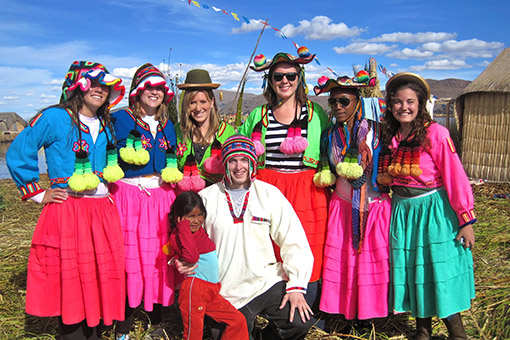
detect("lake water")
[0,142,47,180]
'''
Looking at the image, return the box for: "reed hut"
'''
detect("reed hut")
[0,112,26,134]
[455,48,510,183]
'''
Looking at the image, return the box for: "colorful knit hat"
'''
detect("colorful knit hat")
[60,61,125,109]
[129,63,174,106]
[221,135,258,185]
[177,69,220,90]
[250,48,316,72]
[177,154,206,192]
[203,137,223,174]
[314,70,376,95]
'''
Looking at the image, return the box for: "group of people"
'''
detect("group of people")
[6,49,476,340]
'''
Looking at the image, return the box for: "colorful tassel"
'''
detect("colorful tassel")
[203,138,223,174]
[313,169,336,188]
[161,148,184,183]
[103,143,125,183]
[120,129,150,165]
[68,150,100,192]
[251,121,265,157]
[177,154,205,192]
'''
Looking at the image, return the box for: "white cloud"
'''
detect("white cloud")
[3,96,19,100]
[280,16,364,40]
[231,20,266,34]
[39,94,57,99]
[387,48,434,59]
[410,59,470,71]
[334,43,396,55]
[369,32,457,44]
[422,39,504,58]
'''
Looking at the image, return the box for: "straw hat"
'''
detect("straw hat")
[385,72,431,98]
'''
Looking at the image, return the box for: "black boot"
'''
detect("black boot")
[442,313,468,340]
[412,317,432,340]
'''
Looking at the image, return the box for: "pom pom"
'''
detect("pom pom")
[119,147,137,163]
[410,164,423,177]
[292,136,309,154]
[313,169,336,188]
[203,156,223,174]
[161,167,184,184]
[134,148,150,165]
[177,177,193,191]
[190,176,206,192]
[83,172,100,190]
[254,54,266,67]
[253,139,265,157]
[336,162,363,180]
[355,70,369,83]
[318,76,329,87]
[280,138,295,155]
[401,164,411,176]
[297,46,311,57]
[376,172,393,186]
[103,164,125,183]
[162,242,171,256]
[68,174,87,192]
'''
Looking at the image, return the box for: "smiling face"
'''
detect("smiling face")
[329,87,359,124]
[226,156,250,189]
[182,206,205,233]
[391,87,420,129]
[139,84,165,116]
[270,62,300,101]
[81,79,109,116]
[189,91,213,127]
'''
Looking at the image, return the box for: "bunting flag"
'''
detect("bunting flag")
[327,67,339,77]
[379,64,395,78]
[191,0,200,8]
[292,41,300,49]
[231,12,239,21]
[242,16,250,24]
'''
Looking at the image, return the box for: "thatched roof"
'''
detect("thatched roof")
[459,47,510,96]
[0,112,27,132]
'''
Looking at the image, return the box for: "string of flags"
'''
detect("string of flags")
[182,0,396,81]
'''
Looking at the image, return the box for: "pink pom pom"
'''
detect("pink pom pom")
[203,156,223,174]
[177,177,193,191]
[253,140,265,157]
[280,138,295,155]
[292,136,309,154]
[190,176,206,192]
[318,76,329,87]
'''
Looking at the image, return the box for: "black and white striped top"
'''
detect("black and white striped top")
[265,105,309,171]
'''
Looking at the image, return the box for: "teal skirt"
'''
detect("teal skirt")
[390,189,475,318]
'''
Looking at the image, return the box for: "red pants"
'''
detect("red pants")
[178,277,248,340]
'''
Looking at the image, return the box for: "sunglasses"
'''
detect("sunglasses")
[272,72,298,82]
[328,97,354,107]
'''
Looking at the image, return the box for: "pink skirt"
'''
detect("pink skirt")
[320,192,391,319]
[26,195,125,327]
[109,181,177,311]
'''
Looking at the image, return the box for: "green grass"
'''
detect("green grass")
[0,177,509,339]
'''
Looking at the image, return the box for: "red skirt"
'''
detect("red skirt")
[256,168,329,282]
[26,195,125,327]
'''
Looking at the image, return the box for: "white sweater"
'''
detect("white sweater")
[199,180,313,309]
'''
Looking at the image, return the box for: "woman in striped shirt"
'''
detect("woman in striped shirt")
[238,49,330,327]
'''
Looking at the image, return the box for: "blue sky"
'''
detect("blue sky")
[1,0,508,120]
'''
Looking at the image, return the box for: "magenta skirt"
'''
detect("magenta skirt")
[320,192,391,319]
[110,181,177,311]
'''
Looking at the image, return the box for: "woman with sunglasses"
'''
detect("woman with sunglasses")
[312,73,391,323]
[238,49,330,327]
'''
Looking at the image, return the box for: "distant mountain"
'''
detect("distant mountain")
[426,78,471,99]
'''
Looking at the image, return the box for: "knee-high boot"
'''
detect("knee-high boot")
[442,313,468,340]
[412,317,432,340]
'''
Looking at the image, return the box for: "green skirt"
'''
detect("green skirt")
[390,189,475,318]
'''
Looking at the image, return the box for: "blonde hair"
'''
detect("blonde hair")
[179,89,220,144]
[130,96,168,124]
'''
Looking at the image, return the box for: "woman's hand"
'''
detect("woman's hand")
[456,224,475,249]
[279,292,313,323]
[41,188,68,204]
[174,258,198,275]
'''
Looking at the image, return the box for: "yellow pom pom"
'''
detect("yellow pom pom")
[134,148,150,165]
[337,162,363,180]
[161,167,184,184]
[103,165,125,183]
[401,164,411,176]
[313,170,336,188]
[83,172,100,190]
[162,243,171,256]
[120,147,137,163]
[377,172,392,186]
[68,173,87,192]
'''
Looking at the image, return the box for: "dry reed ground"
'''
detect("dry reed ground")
[0,176,509,340]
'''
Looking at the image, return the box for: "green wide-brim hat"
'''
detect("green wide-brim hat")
[177,69,220,89]
[385,72,431,98]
